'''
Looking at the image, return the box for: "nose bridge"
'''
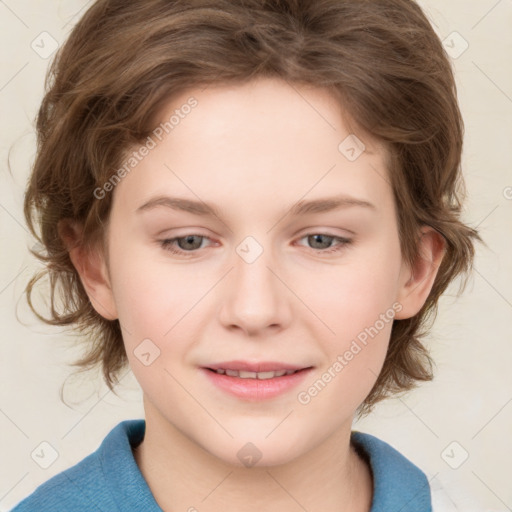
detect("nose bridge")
[235,240,275,295]
[219,235,290,334]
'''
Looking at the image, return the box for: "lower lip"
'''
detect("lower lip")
[201,368,313,401]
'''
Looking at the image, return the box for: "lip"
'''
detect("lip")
[206,360,308,373]
[201,361,313,401]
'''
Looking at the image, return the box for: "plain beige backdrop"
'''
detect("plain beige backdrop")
[0,1,511,510]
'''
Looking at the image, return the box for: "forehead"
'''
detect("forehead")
[113,77,393,220]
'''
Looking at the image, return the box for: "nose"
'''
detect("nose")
[218,241,293,337]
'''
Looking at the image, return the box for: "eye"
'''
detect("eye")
[159,232,352,257]
[295,233,352,254]
[160,235,213,255]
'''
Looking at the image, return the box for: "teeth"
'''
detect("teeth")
[238,370,257,378]
[255,371,276,379]
[215,369,298,379]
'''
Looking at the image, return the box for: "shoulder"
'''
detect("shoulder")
[10,420,147,512]
[351,431,432,512]
[10,446,111,512]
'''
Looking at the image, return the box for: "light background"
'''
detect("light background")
[0,1,511,510]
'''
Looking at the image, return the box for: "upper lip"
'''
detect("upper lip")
[205,361,312,373]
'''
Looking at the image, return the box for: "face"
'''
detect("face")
[83,77,426,466]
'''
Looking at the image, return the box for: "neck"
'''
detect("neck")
[133,398,373,512]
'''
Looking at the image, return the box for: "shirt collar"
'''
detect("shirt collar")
[100,420,431,512]
[100,419,162,510]
[351,430,432,512]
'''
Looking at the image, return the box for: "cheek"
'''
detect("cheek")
[107,243,219,388]
[296,266,397,418]
[108,240,201,334]
[295,240,401,404]
[301,248,401,342]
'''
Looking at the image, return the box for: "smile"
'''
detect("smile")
[202,365,313,401]
[208,368,300,379]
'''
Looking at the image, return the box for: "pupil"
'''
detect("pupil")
[180,235,201,250]
[310,234,332,249]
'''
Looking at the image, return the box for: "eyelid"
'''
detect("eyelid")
[293,233,352,253]
[158,230,353,257]
[295,233,351,244]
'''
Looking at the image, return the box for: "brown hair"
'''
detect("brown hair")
[24,0,483,415]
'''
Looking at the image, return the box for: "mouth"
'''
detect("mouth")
[201,361,314,401]
[204,360,312,377]
[205,368,307,380]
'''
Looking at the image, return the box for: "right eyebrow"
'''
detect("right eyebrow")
[136,196,220,217]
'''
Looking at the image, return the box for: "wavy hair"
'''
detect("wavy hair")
[24,0,483,415]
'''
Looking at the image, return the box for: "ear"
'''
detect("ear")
[394,226,446,320]
[58,219,118,321]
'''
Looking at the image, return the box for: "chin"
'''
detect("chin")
[202,429,309,469]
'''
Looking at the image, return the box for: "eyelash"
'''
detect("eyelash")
[159,233,352,257]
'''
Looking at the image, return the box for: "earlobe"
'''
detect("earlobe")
[394,226,446,320]
[58,219,118,321]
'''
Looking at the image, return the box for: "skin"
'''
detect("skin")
[66,77,445,512]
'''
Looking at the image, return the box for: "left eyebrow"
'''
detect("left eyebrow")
[136,194,376,218]
[289,195,376,216]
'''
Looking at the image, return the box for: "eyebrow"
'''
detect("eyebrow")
[136,194,376,218]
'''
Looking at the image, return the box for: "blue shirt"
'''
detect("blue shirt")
[11,419,432,511]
